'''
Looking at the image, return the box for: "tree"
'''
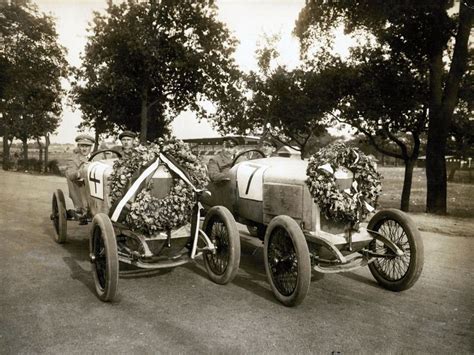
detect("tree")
[73,0,241,144]
[447,56,474,178]
[213,34,332,158]
[246,67,330,157]
[326,48,429,211]
[0,1,68,169]
[449,50,474,158]
[295,0,473,214]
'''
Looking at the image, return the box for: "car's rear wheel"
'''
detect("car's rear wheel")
[264,215,311,307]
[368,209,424,291]
[202,206,240,285]
[51,189,67,244]
[90,213,119,302]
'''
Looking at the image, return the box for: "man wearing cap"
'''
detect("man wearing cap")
[207,137,238,183]
[118,130,136,156]
[66,134,95,222]
[260,138,278,157]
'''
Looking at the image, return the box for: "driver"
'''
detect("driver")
[260,138,278,157]
[66,134,95,223]
[207,137,238,183]
[118,130,136,156]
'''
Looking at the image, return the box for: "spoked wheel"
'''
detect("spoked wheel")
[264,215,311,307]
[89,213,119,302]
[202,206,240,285]
[51,189,67,243]
[368,209,424,291]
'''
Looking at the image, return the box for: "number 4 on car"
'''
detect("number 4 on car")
[50,143,240,302]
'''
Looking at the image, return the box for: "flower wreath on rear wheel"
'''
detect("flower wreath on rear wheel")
[306,143,382,224]
[109,135,208,236]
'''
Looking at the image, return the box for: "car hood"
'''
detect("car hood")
[237,157,308,185]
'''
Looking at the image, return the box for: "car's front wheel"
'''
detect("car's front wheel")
[264,215,311,307]
[90,213,119,302]
[51,189,67,244]
[368,209,424,291]
[202,206,241,285]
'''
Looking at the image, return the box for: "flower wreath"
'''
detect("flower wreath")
[109,135,208,235]
[305,143,382,224]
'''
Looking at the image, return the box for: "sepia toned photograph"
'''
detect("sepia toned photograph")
[0,0,473,353]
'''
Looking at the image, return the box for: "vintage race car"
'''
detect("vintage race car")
[203,153,424,306]
[50,150,240,302]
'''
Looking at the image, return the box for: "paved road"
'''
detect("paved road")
[0,170,473,353]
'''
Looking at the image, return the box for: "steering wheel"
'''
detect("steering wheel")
[88,149,122,162]
[232,149,265,166]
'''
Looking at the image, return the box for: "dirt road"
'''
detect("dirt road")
[0,170,473,353]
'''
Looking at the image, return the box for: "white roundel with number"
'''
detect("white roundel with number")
[87,162,111,200]
[236,162,269,201]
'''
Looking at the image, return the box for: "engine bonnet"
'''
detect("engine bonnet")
[257,157,308,185]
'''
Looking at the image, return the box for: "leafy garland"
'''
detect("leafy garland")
[306,143,382,224]
[109,135,208,235]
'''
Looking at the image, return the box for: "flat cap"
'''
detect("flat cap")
[75,134,95,146]
[119,130,137,140]
[261,138,277,147]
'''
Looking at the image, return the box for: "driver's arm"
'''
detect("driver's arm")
[207,158,230,182]
[65,156,85,181]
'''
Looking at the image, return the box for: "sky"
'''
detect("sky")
[32,0,308,143]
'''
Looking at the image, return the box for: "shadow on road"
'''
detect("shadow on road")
[339,271,380,289]
[184,240,282,305]
[62,256,96,296]
[119,266,174,279]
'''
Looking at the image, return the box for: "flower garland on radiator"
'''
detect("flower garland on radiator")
[306,143,382,223]
[109,135,208,235]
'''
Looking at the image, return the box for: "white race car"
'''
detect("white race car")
[51,150,240,302]
[203,153,424,306]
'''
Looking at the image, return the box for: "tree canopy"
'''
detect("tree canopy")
[295,0,473,214]
[72,0,242,143]
[0,1,68,165]
[211,34,334,157]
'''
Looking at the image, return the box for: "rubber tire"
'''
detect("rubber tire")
[90,213,119,302]
[202,206,241,285]
[368,209,424,291]
[52,189,67,244]
[264,215,311,307]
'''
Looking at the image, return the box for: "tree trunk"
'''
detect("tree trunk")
[426,51,447,214]
[36,137,43,172]
[44,134,50,172]
[22,138,28,170]
[426,2,472,214]
[140,89,148,144]
[447,167,456,182]
[400,159,416,212]
[93,129,100,152]
[2,134,10,170]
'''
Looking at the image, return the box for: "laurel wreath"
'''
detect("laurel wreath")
[306,143,382,224]
[109,135,208,235]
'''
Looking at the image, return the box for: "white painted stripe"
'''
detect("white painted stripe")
[111,158,160,222]
[159,153,197,191]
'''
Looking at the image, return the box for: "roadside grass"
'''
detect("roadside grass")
[378,167,474,219]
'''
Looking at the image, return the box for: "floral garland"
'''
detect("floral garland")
[109,135,208,235]
[306,143,382,224]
